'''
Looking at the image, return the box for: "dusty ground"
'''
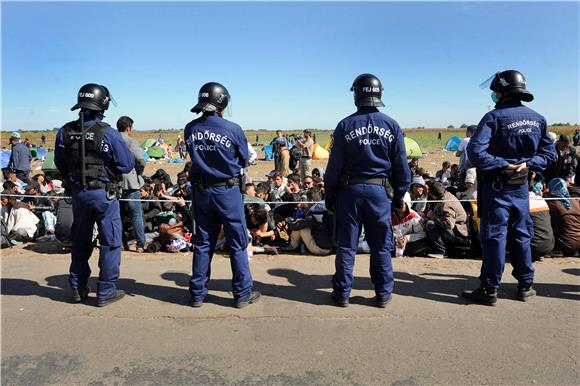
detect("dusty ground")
[1,244,579,385]
[11,140,578,385]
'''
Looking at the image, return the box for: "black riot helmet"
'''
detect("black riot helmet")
[191,82,230,113]
[489,70,534,102]
[71,83,111,112]
[350,73,385,107]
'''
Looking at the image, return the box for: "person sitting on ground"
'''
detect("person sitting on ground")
[151,168,173,188]
[529,170,545,196]
[456,168,477,201]
[156,201,178,226]
[424,181,470,259]
[2,190,39,243]
[545,178,580,255]
[391,202,430,257]
[408,157,420,176]
[271,171,287,201]
[528,183,555,261]
[311,168,323,179]
[281,190,333,255]
[314,177,325,199]
[32,173,52,194]
[409,176,428,215]
[244,182,256,197]
[140,185,161,233]
[22,181,55,236]
[303,175,315,192]
[435,161,451,185]
[255,183,274,210]
[4,172,25,194]
[247,207,276,246]
[444,164,462,195]
[280,174,304,202]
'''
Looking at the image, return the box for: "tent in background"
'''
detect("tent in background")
[1,150,11,169]
[147,146,165,159]
[312,143,329,160]
[444,136,461,151]
[141,149,151,162]
[42,151,57,172]
[141,138,157,149]
[404,137,423,158]
[33,147,47,160]
[262,145,273,161]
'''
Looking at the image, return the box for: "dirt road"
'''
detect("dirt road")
[2,248,579,385]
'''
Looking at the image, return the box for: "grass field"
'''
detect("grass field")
[3,125,577,153]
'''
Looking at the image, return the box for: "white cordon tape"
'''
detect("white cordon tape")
[1,193,579,204]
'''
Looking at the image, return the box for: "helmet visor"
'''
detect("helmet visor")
[479,72,499,89]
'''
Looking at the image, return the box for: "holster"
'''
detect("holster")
[502,167,529,185]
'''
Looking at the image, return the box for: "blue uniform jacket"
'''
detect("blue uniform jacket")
[467,100,556,173]
[9,142,32,172]
[324,107,411,208]
[184,113,248,182]
[54,117,135,183]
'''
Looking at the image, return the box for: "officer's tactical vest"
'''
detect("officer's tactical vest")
[62,120,108,183]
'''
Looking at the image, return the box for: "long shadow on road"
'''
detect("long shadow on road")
[2,268,578,306]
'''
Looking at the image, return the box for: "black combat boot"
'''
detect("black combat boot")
[97,290,126,307]
[71,287,90,303]
[516,283,536,302]
[331,292,349,308]
[234,291,261,309]
[462,285,497,306]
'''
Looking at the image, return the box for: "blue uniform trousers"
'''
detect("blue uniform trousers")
[479,182,534,288]
[332,184,393,301]
[70,188,122,300]
[189,185,252,302]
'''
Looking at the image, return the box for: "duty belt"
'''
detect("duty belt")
[342,176,387,186]
[481,167,529,191]
[193,176,240,190]
[339,176,394,198]
[72,179,107,190]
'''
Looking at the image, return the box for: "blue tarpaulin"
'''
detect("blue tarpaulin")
[262,145,273,161]
[444,136,462,151]
[1,150,11,169]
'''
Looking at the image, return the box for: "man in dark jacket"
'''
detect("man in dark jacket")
[8,132,32,183]
[545,135,577,184]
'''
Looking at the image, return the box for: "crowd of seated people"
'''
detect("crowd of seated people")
[2,147,579,260]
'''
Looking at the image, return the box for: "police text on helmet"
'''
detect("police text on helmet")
[79,92,95,98]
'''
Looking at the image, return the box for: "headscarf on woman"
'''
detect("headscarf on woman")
[548,178,571,209]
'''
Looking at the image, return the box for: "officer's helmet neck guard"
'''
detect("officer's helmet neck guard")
[191,82,230,114]
[351,73,385,108]
[481,70,534,102]
[71,83,113,112]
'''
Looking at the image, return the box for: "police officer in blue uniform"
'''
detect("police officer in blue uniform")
[463,70,556,305]
[324,74,411,308]
[55,84,135,307]
[185,82,260,308]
